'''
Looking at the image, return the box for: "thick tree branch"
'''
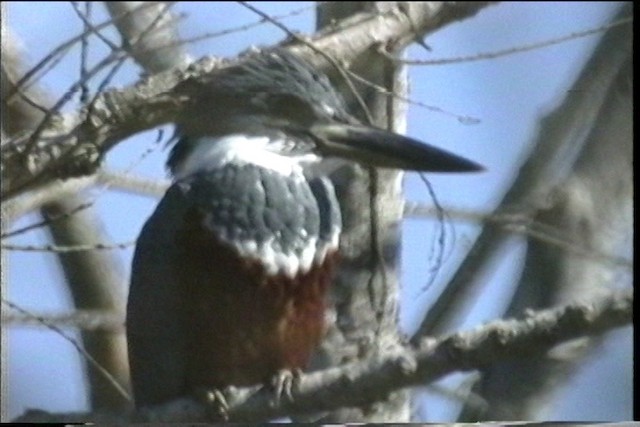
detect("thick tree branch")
[14,288,632,422]
[1,2,494,200]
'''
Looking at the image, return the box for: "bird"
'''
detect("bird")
[126,49,483,409]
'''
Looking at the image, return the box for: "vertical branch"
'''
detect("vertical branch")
[313,2,409,422]
[40,202,131,410]
[104,2,190,73]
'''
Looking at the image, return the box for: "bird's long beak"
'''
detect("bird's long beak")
[310,124,483,172]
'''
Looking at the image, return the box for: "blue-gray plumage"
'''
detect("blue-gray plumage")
[128,152,340,405]
[127,49,482,408]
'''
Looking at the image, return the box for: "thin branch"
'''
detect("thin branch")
[18,48,130,165]
[1,240,135,253]
[403,202,632,270]
[178,3,318,45]
[1,298,131,402]
[69,1,120,51]
[386,16,633,65]
[238,0,374,125]
[1,175,97,227]
[105,2,188,73]
[344,68,481,124]
[2,307,124,331]
[2,196,94,238]
[3,19,132,412]
[417,173,454,292]
[14,2,180,176]
[1,128,167,225]
[2,2,495,200]
[4,2,162,102]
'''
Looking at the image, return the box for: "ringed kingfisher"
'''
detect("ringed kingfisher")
[127,49,482,408]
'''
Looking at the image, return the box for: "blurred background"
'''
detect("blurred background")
[3,2,632,422]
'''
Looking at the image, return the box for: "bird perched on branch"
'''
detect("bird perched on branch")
[126,49,482,409]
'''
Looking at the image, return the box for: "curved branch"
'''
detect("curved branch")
[1,2,494,200]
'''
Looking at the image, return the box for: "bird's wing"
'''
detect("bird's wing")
[127,182,192,407]
[180,163,340,278]
[308,175,341,265]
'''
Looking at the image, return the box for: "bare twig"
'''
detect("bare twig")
[2,307,124,331]
[1,240,135,253]
[403,202,632,269]
[344,69,481,124]
[385,16,633,65]
[1,298,131,401]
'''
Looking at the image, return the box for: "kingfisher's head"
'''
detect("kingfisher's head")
[169,49,483,178]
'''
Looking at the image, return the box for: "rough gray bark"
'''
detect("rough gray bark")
[1,2,492,201]
[310,1,409,422]
[13,287,632,422]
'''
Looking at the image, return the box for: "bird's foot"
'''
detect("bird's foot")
[269,368,302,407]
[194,387,229,421]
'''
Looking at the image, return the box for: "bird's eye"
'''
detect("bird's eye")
[267,94,317,124]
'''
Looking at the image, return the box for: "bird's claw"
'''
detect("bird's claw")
[195,387,229,421]
[270,368,302,407]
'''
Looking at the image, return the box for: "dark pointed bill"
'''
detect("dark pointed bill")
[310,124,483,172]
